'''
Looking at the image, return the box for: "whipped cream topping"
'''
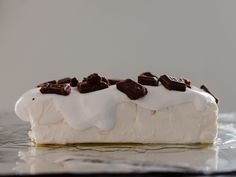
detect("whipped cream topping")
[15,85,216,131]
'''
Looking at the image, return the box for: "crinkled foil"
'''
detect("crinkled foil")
[0,112,236,174]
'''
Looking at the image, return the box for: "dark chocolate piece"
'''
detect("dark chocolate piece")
[116,79,148,100]
[70,77,79,87]
[138,72,159,86]
[40,83,71,96]
[78,73,109,93]
[78,81,108,93]
[159,75,186,92]
[58,77,71,84]
[87,73,101,84]
[108,79,122,85]
[37,80,57,87]
[200,85,218,104]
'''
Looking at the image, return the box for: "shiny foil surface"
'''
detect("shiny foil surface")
[0,112,236,175]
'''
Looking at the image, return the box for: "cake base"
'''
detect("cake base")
[29,102,218,145]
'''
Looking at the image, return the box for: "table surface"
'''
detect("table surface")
[0,112,236,176]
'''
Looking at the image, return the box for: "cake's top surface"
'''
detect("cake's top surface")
[15,72,218,131]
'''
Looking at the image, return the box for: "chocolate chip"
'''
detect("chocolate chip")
[138,72,159,86]
[40,83,71,96]
[87,73,101,84]
[108,79,122,85]
[200,85,218,104]
[116,79,148,100]
[37,80,57,87]
[78,81,108,93]
[70,77,79,87]
[159,75,186,92]
[57,77,71,84]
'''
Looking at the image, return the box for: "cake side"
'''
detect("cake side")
[28,101,217,145]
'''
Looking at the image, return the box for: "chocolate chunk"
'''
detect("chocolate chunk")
[87,73,101,84]
[78,73,109,93]
[78,81,108,93]
[58,77,71,84]
[70,77,79,87]
[200,85,218,104]
[37,80,57,87]
[182,77,191,88]
[159,75,186,92]
[138,72,159,86]
[40,83,71,96]
[116,79,148,100]
[108,79,122,85]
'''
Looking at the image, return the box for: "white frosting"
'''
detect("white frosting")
[15,85,216,131]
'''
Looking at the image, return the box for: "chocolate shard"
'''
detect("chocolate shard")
[116,79,148,100]
[138,72,159,86]
[58,77,71,84]
[78,73,109,93]
[37,80,57,87]
[108,79,122,85]
[40,83,71,96]
[87,73,101,84]
[182,77,191,88]
[200,85,218,104]
[70,77,79,87]
[159,75,186,92]
[78,81,108,93]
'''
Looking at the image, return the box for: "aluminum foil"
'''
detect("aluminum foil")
[0,112,236,175]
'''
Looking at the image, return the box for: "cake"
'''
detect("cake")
[15,72,218,145]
